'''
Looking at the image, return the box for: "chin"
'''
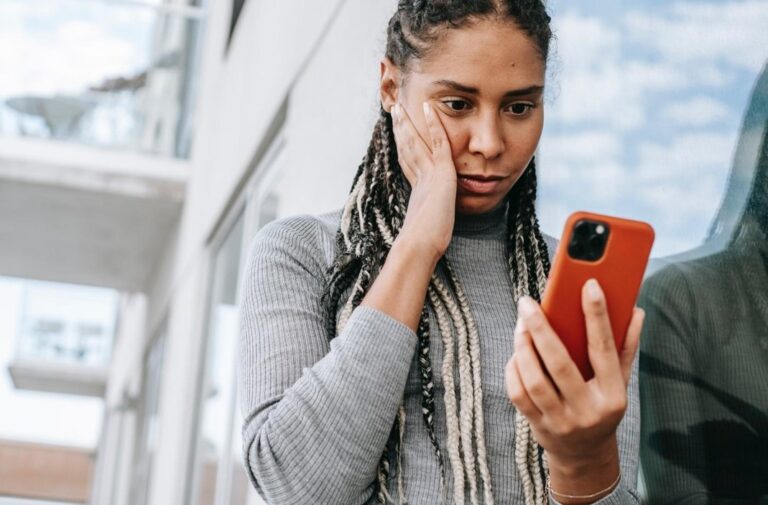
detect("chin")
[456,195,505,215]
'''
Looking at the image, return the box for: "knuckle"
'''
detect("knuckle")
[577,414,601,431]
[507,387,523,405]
[589,335,612,353]
[506,380,524,405]
[527,377,548,396]
[606,395,628,417]
[550,358,571,378]
[553,420,576,437]
[525,313,545,333]
[587,297,607,316]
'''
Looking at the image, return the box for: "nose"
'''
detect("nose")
[468,110,506,160]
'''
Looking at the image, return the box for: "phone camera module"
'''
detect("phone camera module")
[568,220,610,262]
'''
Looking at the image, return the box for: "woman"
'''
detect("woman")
[238,1,644,504]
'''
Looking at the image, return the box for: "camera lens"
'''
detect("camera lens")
[569,241,585,258]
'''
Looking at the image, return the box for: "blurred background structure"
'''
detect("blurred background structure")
[0,1,766,504]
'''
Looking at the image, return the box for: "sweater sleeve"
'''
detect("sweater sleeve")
[237,215,418,505]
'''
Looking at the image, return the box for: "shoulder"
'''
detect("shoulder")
[245,208,344,280]
[641,250,737,307]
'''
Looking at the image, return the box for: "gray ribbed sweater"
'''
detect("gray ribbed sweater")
[237,203,640,504]
[638,217,768,503]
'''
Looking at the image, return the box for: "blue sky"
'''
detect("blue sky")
[538,0,768,257]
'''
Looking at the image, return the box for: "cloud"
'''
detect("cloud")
[634,131,738,183]
[549,13,696,130]
[662,96,731,127]
[0,2,147,97]
[547,2,766,130]
[629,131,738,246]
[625,0,768,73]
[540,130,622,161]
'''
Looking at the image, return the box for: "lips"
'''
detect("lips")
[458,174,504,181]
[457,174,505,194]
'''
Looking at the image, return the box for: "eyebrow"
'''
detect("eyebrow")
[431,79,544,98]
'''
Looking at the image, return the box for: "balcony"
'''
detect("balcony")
[0,0,205,292]
[0,0,204,158]
[7,279,118,397]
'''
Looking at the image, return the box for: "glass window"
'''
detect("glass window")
[128,319,168,505]
[538,1,768,502]
[189,213,245,505]
[539,0,768,258]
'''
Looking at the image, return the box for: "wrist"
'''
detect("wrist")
[546,435,618,477]
[392,231,443,269]
[547,471,621,505]
[545,436,621,503]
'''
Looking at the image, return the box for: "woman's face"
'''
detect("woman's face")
[380,18,546,215]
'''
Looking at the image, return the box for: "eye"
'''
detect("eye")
[506,102,536,116]
[442,99,473,113]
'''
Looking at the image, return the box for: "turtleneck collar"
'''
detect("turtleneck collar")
[453,200,509,237]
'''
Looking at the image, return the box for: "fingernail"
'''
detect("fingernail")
[586,279,602,301]
[423,102,431,118]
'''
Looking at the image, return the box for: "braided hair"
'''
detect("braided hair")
[321,1,553,503]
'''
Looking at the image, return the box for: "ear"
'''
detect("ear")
[379,57,401,113]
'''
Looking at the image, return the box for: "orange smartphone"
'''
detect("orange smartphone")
[540,211,655,381]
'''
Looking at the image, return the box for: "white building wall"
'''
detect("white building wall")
[147,257,210,505]
[128,2,402,505]
[93,293,146,505]
[279,0,398,217]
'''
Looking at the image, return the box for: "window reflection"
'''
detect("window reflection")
[639,62,768,503]
[539,0,768,257]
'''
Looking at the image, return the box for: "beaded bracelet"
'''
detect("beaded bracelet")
[546,472,621,503]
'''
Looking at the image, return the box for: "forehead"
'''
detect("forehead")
[409,18,545,94]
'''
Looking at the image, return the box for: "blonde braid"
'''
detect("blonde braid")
[432,274,479,505]
[443,260,495,505]
[428,286,464,505]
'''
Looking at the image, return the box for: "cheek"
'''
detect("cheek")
[505,117,544,161]
[442,122,472,163]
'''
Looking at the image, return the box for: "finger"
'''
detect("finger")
[395,102,432,162]
[391,106,419,185]
[505,355,543,422]
[513,316,563,414]
[619,307,644,386]
[518,296,587,401]
[422,102,453,166]
[582,279,623,391]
